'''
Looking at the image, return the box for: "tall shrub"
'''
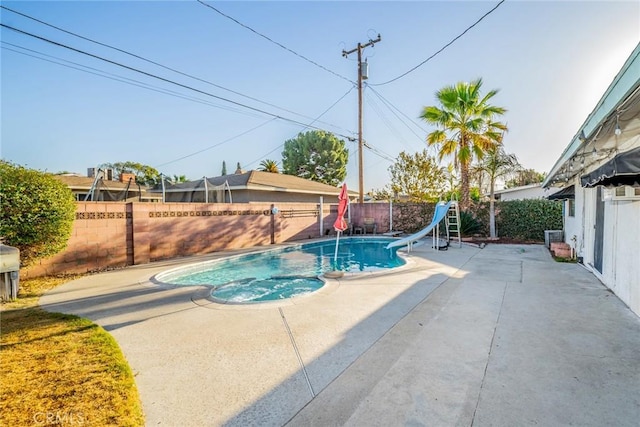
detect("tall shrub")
[0,162,76,266]
[496,199,562,241]
[392,202,435,234]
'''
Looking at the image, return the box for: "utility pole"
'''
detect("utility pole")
[343,34,381,203]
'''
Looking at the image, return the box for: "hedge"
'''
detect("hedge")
[494,199,563,241]
[391,199,562,241]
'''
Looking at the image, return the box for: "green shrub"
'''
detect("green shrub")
[459,210,482,236]
[392,202,435,233]
[391,199,562,242]
[0,162,76,266]
[467,201,490,236]
[495,199,562,241]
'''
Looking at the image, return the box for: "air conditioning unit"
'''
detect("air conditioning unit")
[544,230,564,248]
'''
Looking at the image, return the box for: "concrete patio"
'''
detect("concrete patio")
[40,243,640,426]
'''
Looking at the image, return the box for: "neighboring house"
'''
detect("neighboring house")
[542,42,640,317]
[154,170,357,203]
[54,169,161,202]
[491,183,559,201]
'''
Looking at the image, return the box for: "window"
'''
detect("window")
[604,185,640,201]
[567,199,575,217]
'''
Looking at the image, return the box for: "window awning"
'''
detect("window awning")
[547,185,575,200]
[581,147,640,188]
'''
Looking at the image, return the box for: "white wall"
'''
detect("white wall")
[563,200,580,254]
[573,182,640,317]
[497,185,559,201]
[609,200,640,313]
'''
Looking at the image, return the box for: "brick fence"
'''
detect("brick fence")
[22,201,397,278]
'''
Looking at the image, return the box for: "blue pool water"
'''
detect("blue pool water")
[156,237,404,303]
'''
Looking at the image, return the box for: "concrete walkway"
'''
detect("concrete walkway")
[40,243,640,426]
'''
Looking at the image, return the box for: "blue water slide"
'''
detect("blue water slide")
[385,201,452,249]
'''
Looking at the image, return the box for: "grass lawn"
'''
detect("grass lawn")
[1,276,144,426]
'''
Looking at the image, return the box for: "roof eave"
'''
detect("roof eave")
[543,42,640,188]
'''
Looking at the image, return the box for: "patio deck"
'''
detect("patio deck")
[40,243,640,426]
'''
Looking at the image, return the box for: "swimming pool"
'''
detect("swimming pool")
[155,237,404,303]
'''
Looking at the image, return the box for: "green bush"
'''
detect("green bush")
[459,210,482,236]
[0,162,76,266]
[392,202,435,233]
[467,201,490,236]
[495,199,562,241]
[394,199,562,242]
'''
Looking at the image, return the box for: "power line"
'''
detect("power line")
[155,119,278,169]
[364,90,415,151]
[370,0,506,86]
[363,142,396,163]
[4,39,352,172]
[1,23,356,140]
[367,85,427,134]
[245,86,356,168]
[366,84,428,144]
[197,0,354,84]
[0,5,351,133]
[2,42,267,120]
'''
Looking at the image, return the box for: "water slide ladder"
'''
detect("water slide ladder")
[445,201,461,248]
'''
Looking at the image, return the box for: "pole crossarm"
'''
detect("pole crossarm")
[342,34,381,57]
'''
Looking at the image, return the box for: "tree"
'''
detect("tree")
[420,78,507,209]
[259,159,280,173]
[101,161,161,186]
[476,143,521,238]
[172,175,188,183]
[444,163,458,194]
[505,168,545,188]
[0,161,76,266]
[388,150,447,202]
[369,187,392,201]
[221,161,227,176]
[282,130,348,186]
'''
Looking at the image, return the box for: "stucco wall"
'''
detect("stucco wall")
[572,184,640,317]
[606,199,640,314]
[563,197,581,256]
[21,200,406,279]
[22,201,334,278]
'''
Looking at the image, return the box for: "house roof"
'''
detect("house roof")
[492,183,544,195]
[54,175,132,190]
[157,170,359,197]
[543,42,640,187]
[54,174,160,200]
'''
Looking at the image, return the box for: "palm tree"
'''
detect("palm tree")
[172,174,188,183]
[420,78,507,209]
[477,142,520,238]
[259,159,279,173]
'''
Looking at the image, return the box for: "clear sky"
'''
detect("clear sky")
[2,0,639,192]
